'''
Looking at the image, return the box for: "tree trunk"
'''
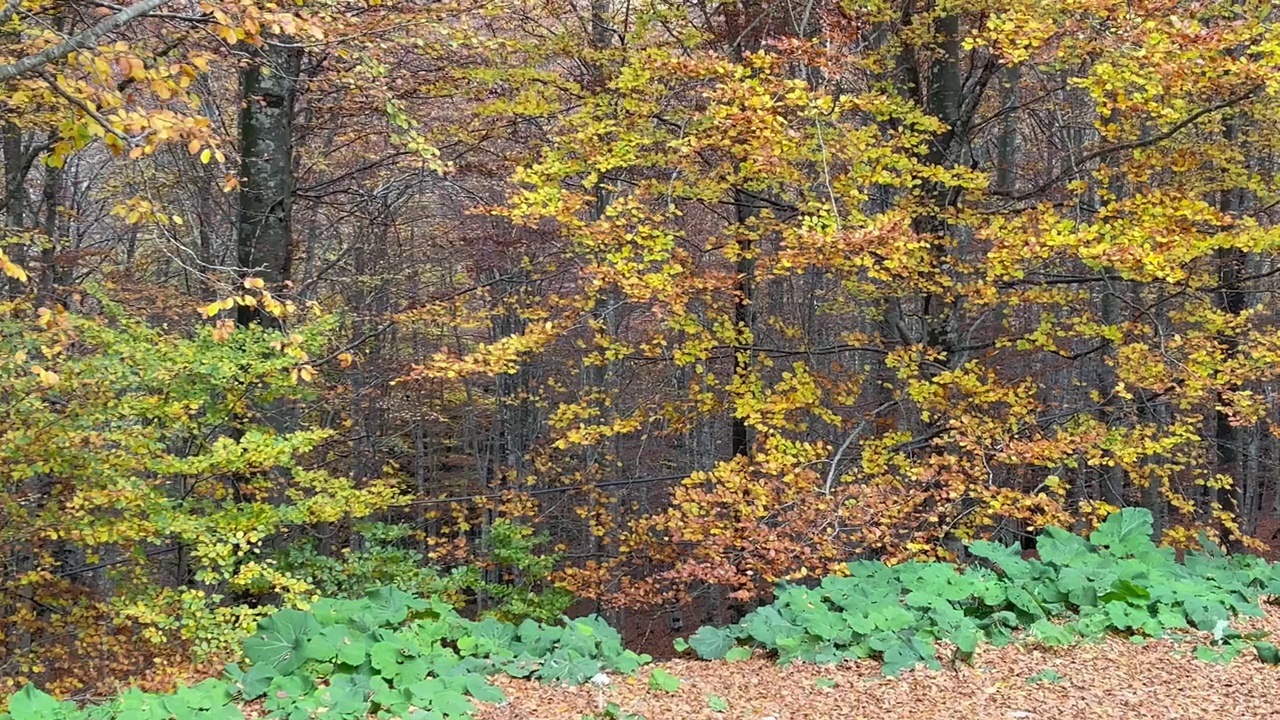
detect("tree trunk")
[38,158,61,306]
[4,122,24,298]
[995,66,1020,193]
[236,40,302,328]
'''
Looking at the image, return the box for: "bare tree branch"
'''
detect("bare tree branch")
[0,0,172,84]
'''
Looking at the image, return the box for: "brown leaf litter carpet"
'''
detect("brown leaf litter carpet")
[477,611,1280,720]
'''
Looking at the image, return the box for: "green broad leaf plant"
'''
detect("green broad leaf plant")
[2,587,652,720]
[677,509,1280,676]
[7,509,1280,720]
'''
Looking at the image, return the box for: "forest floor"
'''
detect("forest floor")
[476,610,1280,720]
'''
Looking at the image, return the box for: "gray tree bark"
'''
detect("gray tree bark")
[236,40,302,327]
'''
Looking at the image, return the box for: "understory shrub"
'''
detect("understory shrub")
[275,519,575,624]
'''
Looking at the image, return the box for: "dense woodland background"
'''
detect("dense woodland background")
[5,0,1280,698]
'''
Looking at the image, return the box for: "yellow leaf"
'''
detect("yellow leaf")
[0,250,28,282]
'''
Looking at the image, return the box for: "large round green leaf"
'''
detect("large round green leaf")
[244,609,320,675]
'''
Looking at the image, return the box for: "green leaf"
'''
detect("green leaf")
[462,675,506,704]
[317,674,371,717]
[565,658,604,684]
[1089,508,1155,557]
[364,586,425,627]
[724,647,752,662]
[370,641,405,675]
[303,626,346,663]
[814,678,837,689]
[114,688,165,720]
[238,664,278,700]
[705,694,729,713]
[648,668,680,693]
[1026,669,1064,685]
[244,609,319,675]
[1100,579,1150,604]
[869,604,915,632]
[951,625,979,655]
[879,638,921,677]
[1005,587,1042,619]
[1195,644,1222,663]
[967,540,1030,578]
[686,626,736,660]
[197,703,244,720]
[428,689,475,718]
[1036,527,1093,566]
[536,653,575,684]
[1255,642,1280,665]
[1029,619,1073,647]
[371,675,409,713]
[262,675,314,713]
[501,655,538,679]
[393,657,431,687]
[471,617,516,655]
[8,685,64,720]
[309,599,361,628]
[671,637,689,653]
[336,631,374,667]
[608,649,650,674]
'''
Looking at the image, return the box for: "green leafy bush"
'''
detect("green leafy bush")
[678,508,1280,675]
[275,519,574,625]
[2,587,650,720]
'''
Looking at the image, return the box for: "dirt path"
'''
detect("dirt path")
[478,613,1280,720]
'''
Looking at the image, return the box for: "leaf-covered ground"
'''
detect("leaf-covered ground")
[477,610,1280,720]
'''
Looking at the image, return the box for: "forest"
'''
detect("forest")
[5,0,1280,716]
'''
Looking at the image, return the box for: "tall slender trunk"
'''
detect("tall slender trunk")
[4,122,24,298]
[38,158,61,307]
[995,66,1020,193]
[731,189,757,458]
[1214,121,1248,541]
[725,0,763,458]
[918,12,961,361]
[236,40,302,328]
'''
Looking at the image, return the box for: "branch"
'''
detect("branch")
[39,71,134,145]
[83,0,211,23]
[992,85,1262,201]
[0,0,173,84]
[825,400,897,494]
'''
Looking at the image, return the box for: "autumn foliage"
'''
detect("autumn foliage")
[6,0,1280,699]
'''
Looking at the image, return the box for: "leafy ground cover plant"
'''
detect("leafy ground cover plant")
[677,509,1280,675]
[9,509,1280,720]
[1,587,651,720]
